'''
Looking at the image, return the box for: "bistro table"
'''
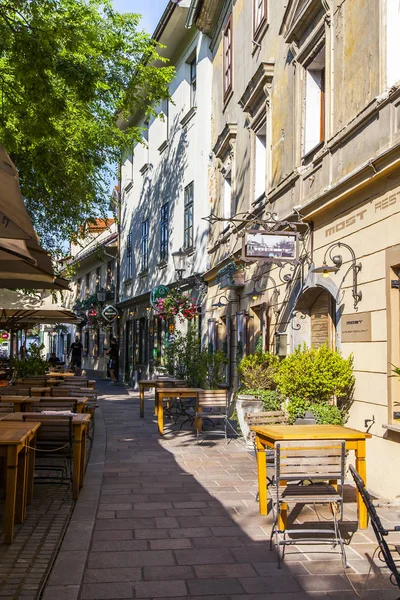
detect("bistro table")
[138,379,182,418]
[251,424,372,530]
[156,388,204,436]
[0,421,40,543]
[0,396,32,412]
[3,412,91,500]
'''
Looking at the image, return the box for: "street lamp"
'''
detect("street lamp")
[96,288,107,303]
[172,249,188,280]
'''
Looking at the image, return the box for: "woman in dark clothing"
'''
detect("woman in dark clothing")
[106,337,119,384]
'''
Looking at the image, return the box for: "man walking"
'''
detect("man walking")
[68,335,83,371]
[106,336,119,384]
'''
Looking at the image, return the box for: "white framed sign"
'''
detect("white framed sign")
[242,230,299,263]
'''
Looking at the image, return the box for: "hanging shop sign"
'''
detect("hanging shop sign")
[341,312,371,343]
[1,332,9,339]
[101,305,118,323]
[88,308,98,318]
[150,285,170,310]
[242,230,299,263]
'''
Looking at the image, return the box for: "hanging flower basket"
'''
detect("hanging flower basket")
[154,289,197,323]
[216,262,245,289]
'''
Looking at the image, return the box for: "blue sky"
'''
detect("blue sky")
[111,0,169,34]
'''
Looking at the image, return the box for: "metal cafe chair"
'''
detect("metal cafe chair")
[350,465,400,592]
[269,439,347,568]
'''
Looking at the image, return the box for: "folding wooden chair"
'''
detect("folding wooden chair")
[195,390,236,442]
[270,439,347,568]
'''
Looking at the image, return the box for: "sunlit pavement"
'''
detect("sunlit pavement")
[40,381,400,600]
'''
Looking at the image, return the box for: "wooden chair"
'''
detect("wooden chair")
[270,439,347,568]
[195,390,234,442]
[245,410,288,445]
[22,414,74,484]
[350,465,400,590]
[0,402,14,413]
[31,400,78,413]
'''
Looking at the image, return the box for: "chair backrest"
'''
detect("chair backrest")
[349,465,400,588]
[245,410,288,427]
[0,402,14,413]
[22,414,73,446]
[31,399,78,413]
[275,439,346,485]
[198,390,228,408]
[51,387,72,397]
[18,378,46,386]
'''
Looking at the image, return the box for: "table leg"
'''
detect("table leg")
[355,440,368,529]
[256,436,268,516]
[154,390,158,416]
[27,434,36,505]
[15,447,28,523]
[139,385,144,418]
[79,426,87,489]
[72,426,82,500]
[157,393,164,436]
[4,446,18,544]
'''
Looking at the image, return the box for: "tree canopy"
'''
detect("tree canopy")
[0,0,174,252]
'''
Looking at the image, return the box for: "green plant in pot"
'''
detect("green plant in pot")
[275,344,354,425]
[12,343,49,378]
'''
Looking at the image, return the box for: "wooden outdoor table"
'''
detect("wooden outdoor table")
[251,424,372,530]
[30,387,51,397]
[156,388,204,436]
[3,413,91,500]
[0,396,32,412]
[138,379,186,418]
[47,372,76,378]
[30,397,89,414]
[0,421,40,543]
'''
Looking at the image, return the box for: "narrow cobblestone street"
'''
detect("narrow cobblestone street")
[35,382,399,600]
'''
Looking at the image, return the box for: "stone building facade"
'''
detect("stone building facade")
[189,0,400,499]
[62,219,118,377]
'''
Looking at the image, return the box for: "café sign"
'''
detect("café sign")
[341,312,371,343]
[242,230,299,263]
[102,305,118,323]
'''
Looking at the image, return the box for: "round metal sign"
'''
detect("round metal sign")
[1,332,9,339]
[88,308,98,317]
[102,305,118,323]
[150,285,170,309]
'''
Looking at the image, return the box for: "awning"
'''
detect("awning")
[0,146,35,240]
[0,290,79,329]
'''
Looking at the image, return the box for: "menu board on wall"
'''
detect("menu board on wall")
[341,312,372,342]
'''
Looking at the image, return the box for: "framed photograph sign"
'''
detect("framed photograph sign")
[242,230,299,263]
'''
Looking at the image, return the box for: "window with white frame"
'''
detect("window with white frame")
[184,183,194,250]
[387,0,400,88]
[253,0,267,38]
[254,122,267,200]
[126,232,132,279]
[190,58,197,108]
[141,220,149,272]
[304,45,326,155]
[223,16,233,99]
[160,203,169,262]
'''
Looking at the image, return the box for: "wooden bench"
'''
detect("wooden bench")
[245,410,288,444]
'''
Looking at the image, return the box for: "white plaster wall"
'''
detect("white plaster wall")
[120,31,213,302]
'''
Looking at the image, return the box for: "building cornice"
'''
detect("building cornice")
[239,62,275,116]
[212,122,237,161]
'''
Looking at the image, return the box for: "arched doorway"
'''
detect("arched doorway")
[292,287,336,350]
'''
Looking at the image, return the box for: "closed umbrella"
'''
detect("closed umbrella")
[0,146,35,240]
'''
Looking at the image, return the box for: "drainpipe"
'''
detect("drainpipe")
[185,0,202,29]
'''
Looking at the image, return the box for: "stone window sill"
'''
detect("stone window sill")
[180,107,197,128]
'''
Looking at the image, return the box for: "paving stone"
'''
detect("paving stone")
[80,582,133,599]
[134,580,187,598]
[87,550,175,568]
[187,578,245,595]
[143,566,195,581]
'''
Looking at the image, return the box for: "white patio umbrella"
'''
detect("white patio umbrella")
[0,145,35,240]
[0,290,79,329]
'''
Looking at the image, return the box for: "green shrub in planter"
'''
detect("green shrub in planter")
[12,343,49,378]
[285,396,346,425]
[274,344,354,406]
[241,388,283,411]
[237,352,280,390]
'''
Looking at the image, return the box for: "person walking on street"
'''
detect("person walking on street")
[106,337,119,385]
[68,335,83,371]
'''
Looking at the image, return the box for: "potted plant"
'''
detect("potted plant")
[12,343,49,378]
[274,344,355,425]
[236,351,280,446]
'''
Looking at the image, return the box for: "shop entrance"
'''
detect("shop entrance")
[292,287,336,350]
